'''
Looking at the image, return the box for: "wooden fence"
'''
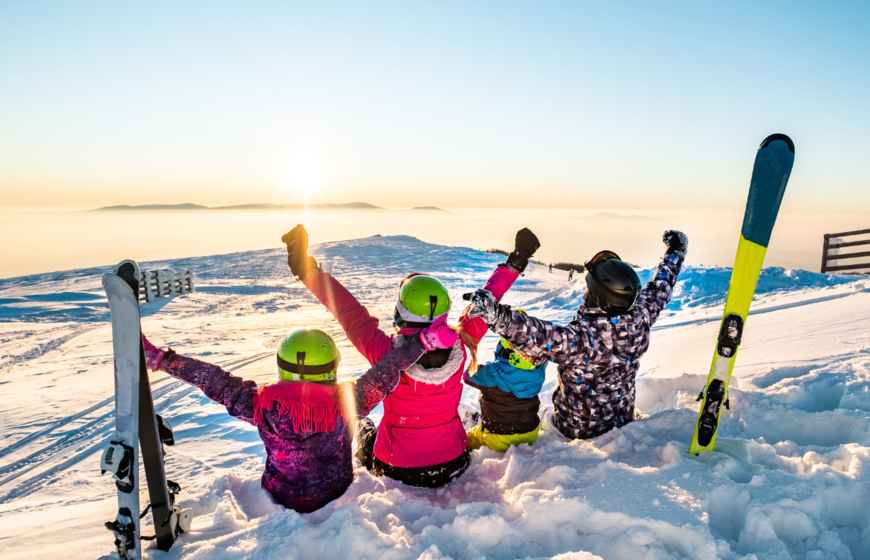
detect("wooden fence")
[139,268,196,302]
[821,228,870,274]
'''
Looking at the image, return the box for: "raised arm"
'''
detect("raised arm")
[458,228,539,344]
[635,231,687,326]
[283,224,392,365]
[303,270,393,365]
[458,263,520,344]
[496,310,592,365]
[143,336,258,425]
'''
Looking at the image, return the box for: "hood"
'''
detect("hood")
[399,338,465,385]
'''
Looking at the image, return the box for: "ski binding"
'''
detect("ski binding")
[105,507,137,560]
[716,314,743,358]
[156,415,175,446]
[101,441,135,493]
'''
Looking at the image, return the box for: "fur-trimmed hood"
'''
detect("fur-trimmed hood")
[394,337,465,385]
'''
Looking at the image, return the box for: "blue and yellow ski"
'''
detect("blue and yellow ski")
[690,134,795,455]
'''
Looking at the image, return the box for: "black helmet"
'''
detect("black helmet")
[583,250,641,314]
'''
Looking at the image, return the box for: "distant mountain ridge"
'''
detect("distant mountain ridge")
[94,203,210,211]
[90,202,447,212]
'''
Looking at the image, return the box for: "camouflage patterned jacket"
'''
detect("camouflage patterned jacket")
[494,251,684,439]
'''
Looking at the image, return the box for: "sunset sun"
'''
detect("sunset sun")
[284,150,327,204]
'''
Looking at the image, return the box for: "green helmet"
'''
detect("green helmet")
[495,310,542,370]
[277,328,341,382]
[394,273,451,329]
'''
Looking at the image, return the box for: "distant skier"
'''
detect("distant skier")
[568,268,574,281]
[464,309,547,452]
[140,323,456,513]
[283,224,540,487]
[549,263,553,273]
[464,231,687,440]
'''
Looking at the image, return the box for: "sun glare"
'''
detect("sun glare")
[284,150,327,205]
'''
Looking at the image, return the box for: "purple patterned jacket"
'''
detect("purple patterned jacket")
[494,251,684,439]
[158,339,426,512]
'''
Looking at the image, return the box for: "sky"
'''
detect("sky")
[1,1,869,212]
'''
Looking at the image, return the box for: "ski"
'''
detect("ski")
[102,260,189,559]
[101,261,144,560]
[122,259,181,552]
[689,134,795,455]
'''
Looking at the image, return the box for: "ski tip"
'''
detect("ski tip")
[759,133,794,154]
[114,260,141,296]
[114,260,141,282]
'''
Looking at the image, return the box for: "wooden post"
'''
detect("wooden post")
[157,270,167,299]
[171,269,182,295]
[821,234,829,273]
[141,270,151,303]
[148,270,157,302]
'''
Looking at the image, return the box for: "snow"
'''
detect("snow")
[1,235,869,560]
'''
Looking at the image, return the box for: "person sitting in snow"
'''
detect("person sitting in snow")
[464,309,548,452]
[140,324,456,513]
[463,231,687,440]
[282,224,540,488]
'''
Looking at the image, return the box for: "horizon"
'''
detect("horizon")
[3,200,870,216]
[2,205,867,280]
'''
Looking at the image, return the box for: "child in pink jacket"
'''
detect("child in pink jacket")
[282,226,540,488]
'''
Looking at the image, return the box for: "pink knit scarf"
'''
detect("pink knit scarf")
[253,380,339,433]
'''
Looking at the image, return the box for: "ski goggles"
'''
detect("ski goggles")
[584,250,621,281]
[394,298,449,326]
[495,341,544,370]
[277,352,337,382]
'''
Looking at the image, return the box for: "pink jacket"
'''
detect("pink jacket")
[303,264,518,468]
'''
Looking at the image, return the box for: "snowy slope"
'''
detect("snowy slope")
[0,236,869,560]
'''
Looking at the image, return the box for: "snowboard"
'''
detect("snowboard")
[101,261,183,559]
[689,134,795,455]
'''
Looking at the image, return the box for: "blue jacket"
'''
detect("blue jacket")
[465,358,547,399]
[464,357,547,435]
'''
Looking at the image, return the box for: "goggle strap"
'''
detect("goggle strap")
[495,344,514,361]
[585,250,638,304]
[395,299,447,324]
[429,295,437,320]
[397,320,435,330]
[496,342,544,367]
[277,354,337,376]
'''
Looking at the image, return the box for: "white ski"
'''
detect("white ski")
[101,261,143,560]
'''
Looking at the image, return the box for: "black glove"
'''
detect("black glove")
[663,230,688,259]
[462,289,513,333]
[505,228,541,274]
[282,225,319,280]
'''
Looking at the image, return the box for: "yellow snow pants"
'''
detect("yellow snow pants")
[466,423,540,452]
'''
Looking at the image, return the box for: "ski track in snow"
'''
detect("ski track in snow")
[0,351,276,503]
[0,235,869,560]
